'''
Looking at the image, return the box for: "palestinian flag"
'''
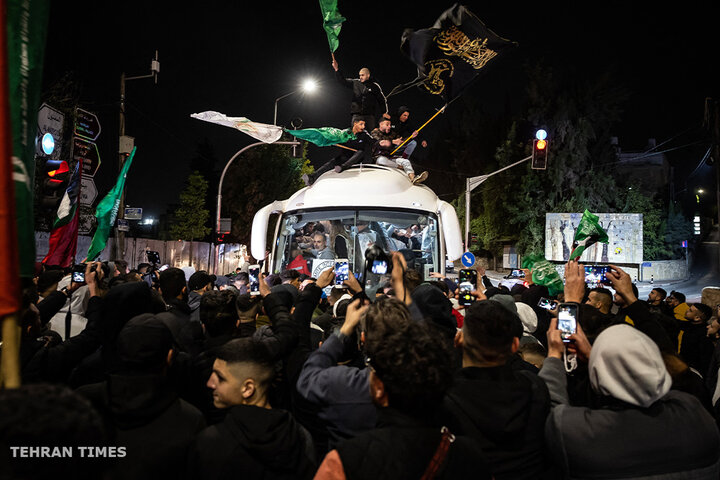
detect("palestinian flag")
[191,112,284,143]
[42,160,82,267]
[570,209,609,260]
[285,127,355,147]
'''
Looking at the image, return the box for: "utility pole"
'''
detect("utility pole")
[116,51,159,261]
[705,98,720,272]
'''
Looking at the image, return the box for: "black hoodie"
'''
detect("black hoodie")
[77,373,206,480]
[188,404,315,480]
[439,364,551,480]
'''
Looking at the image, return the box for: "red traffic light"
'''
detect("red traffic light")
[46,160,69,177]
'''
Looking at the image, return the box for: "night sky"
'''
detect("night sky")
[41,2,719,219]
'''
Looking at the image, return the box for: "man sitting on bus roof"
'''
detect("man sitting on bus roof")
[371,117,427,185]
[302,117,376,186]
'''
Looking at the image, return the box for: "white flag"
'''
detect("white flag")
[191,111,283,143]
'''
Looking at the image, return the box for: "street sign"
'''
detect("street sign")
[74,108,101,141]
[73,137,101,177]
[219,217,232,234]
[79,176,97,206]
[117,218,130,232]
[124,207,143,220]
[461,251,476,268]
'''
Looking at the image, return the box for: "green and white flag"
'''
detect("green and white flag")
[522,253,564,297]
[86,148,136,261]
[285,127,355,147]
[191,111,283,143]
[570,209,609,260]
[318,0,346,52]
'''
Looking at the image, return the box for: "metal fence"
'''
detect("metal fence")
[35,232,248,275]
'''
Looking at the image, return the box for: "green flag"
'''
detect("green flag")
[318,0,345,52]
[522,253,564,297]
[86,148,136,261]
[7,0,51,277]
[570,209,609,260]
[285,127,355,147]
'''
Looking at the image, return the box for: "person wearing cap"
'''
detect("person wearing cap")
[187,270,217,322]
[156,267,205,357]
[76,314,206,480]
[439,299,551,480]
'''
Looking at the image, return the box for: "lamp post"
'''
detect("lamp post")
[116,51,159,260]
[273,78,318,125]
[213,140,300,274]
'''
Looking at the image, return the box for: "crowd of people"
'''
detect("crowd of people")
[3,252,720,479]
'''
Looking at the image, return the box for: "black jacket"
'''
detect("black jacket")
[333,407,492,480]
[335,70,387,117]
[158,298,204,357]
[440,364,551,480]
[77,373,206,480]
[188,404,315,480]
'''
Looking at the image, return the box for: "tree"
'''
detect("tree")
[170,171,211,266]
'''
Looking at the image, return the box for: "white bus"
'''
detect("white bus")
[250,164,463,292]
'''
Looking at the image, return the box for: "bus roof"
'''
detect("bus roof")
[285,164,442,212]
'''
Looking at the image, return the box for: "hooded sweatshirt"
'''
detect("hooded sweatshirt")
[541,324,720,479]
[189,404,315,480]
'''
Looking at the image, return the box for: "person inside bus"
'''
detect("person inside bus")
[312,232,335,260]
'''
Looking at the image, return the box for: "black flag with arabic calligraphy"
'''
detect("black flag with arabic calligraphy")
[388,3,517,102]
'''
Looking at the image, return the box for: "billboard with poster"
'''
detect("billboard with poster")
[545,213,643,264]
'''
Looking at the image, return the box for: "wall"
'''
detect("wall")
[35,232,248,275]
[639,260,688,282]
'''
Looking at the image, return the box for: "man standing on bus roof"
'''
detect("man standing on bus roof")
[332,56,388,132]
[302,117,376,186]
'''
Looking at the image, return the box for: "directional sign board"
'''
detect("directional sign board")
[74,108,101,141]
[73,137,101,177]
[117,218,130,232]
[80,176,98,206]
[124,207,143,220]
[461,251,476,268]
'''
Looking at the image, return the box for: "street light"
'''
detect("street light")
[273,78,318,125]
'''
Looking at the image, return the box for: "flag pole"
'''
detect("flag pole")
[390,105,446,156]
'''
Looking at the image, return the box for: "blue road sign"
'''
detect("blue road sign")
[461,251,476,268]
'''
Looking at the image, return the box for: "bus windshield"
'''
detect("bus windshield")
[273,209,440,292]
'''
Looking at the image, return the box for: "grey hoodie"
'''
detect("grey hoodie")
[589,324,672,407]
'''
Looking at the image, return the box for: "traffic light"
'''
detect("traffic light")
[40,159,70,208]
[531,130,549,170]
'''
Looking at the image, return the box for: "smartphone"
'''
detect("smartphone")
[511,269,525,278]
[538,297,558,311]
[584,265,609,287]
[371,260,388,275]
[459,268,478,286]
[249,265,260,295]
[72,264,86,283]
[458,269,477,306]
[335,259,349,285]
[557,303,579,342]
